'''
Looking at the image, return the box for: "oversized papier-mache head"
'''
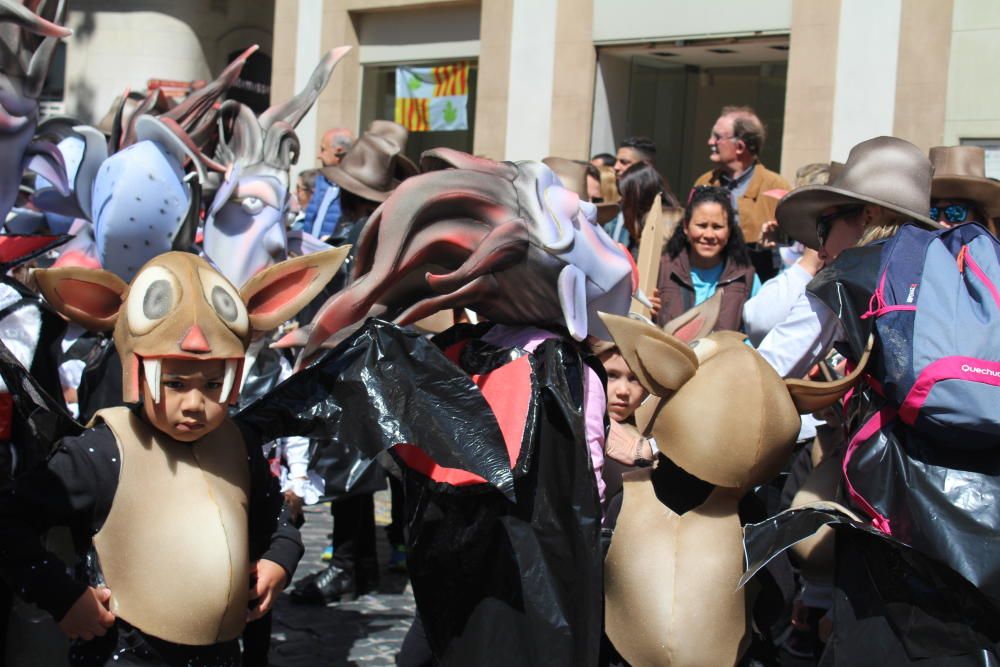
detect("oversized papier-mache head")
[205,46,351,287]
[289,148,636,361]
[34,246,349,404]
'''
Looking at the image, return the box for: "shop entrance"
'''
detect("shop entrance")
[593,36,788,196]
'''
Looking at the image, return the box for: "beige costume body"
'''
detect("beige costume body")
[92,407,250,645]
[606,476,746,667]
[599,311,856,667]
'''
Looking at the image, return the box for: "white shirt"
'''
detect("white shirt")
[756,290,846,380]
[743,263,815,347]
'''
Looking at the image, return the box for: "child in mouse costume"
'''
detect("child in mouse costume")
[0,246,348,666]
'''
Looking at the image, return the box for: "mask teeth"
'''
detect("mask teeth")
[634,287,654,309]
[143,358,162,404]
[220,359,239,403]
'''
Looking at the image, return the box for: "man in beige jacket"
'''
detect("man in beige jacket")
[694,106,789,245]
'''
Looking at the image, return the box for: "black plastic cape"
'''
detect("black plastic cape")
[396,323,603,667]
[3,319,514,498]
[742,505,1000,665]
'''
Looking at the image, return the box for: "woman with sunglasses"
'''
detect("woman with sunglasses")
[652,185,760,331]
[928,145,1000,236]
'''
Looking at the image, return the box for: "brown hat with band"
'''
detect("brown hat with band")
[321,121,416,202]
[542,156,619,225]
[776,136,941,250]
[929,145,1000,218]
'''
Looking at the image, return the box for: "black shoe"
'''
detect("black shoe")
[289,565,376,604]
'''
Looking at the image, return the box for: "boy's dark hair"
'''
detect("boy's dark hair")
[618,136,657,163]
[591,153,615,168]
[721,106,766,156]
[665,185,751,267]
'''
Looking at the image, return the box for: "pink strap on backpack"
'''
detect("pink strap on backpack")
[841,404,897,535]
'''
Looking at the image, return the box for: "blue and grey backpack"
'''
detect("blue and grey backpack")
[860,221,1000,448]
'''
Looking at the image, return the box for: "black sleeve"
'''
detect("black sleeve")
[0,424,119,621]
[241,425,304,581]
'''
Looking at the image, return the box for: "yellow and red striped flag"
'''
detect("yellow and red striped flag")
[395,62,469,132]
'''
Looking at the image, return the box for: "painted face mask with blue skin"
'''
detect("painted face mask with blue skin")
[0,1,72,220]
[205,46,350,287]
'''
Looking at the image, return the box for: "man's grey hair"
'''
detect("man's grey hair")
[721,106,765,156]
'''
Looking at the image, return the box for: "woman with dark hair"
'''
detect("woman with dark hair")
[653,185,760,331]
[606,161,679,251]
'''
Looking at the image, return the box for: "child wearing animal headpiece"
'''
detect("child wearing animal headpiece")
[0,247,348,666]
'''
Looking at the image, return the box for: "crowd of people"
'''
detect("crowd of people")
[0,9,998,667]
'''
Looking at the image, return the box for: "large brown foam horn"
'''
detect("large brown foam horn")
[259,46,351,131]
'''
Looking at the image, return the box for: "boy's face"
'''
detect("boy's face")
[601,351,647,423]
[142,357,229,442]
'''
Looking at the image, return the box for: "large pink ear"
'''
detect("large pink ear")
[661,289,722,342]
[33,267,127,331]
[599,312,698,396]
[240,245,350,333]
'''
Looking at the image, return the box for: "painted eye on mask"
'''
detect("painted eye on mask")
[126,266,181,335]
[197,268,249,337]
[239,196,265,215]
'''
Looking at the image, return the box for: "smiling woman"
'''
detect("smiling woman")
[655,185,760,332]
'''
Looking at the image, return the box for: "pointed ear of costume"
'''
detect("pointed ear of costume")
[241,246,350,333]
[33,267,126,331]
[661,288,722,342]
[784,336,873,413]
[599,312,699,396]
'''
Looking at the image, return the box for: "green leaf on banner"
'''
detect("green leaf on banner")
[407,74,421,92]
[443,100,457,124]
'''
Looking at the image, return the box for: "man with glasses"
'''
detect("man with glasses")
[302,127,355,241]
[694,106,789,251]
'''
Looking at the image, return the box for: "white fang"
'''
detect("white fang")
[143,358,161,404]
[220,359,239,403]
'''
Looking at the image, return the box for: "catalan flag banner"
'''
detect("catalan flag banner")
[394,62,469,132]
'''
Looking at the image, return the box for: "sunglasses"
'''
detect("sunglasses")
[816,204,864,247]
[930,203,972,224]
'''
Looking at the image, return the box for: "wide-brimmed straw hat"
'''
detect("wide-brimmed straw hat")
[929,145,1000,218]
[321,121,416,202]
[542,156,619,224]
[777,136,940,249]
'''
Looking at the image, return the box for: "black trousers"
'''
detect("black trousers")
[330,493,378,585]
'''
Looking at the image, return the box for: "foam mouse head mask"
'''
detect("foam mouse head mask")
[34,247,349,404]
[600,312,858,491]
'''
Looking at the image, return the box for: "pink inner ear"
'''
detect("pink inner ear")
[56,278,121,320]
[673,316,705,343]
[246,267,318,315]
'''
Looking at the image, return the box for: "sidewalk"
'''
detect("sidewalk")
[269,492,415,666]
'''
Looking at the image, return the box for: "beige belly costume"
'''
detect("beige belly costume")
[91,407,250,645]
[605,475,748,667]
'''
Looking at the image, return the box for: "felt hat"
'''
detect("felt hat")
[322,121,415,202]
[542,156,619,225]
[929,145,1000,217]
[776,137,940,249]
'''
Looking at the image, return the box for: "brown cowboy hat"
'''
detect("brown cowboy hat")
[777,137,940,250]
[542,156,619,225]
[321,121,415,202]
[929,145,1000,218]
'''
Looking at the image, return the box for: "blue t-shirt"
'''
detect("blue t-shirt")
[690,263,761,306]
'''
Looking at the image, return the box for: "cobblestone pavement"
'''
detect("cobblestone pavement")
[269,491,414,667]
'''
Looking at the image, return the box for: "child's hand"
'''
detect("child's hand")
[58,586,115,640]
[247,559,288,621]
